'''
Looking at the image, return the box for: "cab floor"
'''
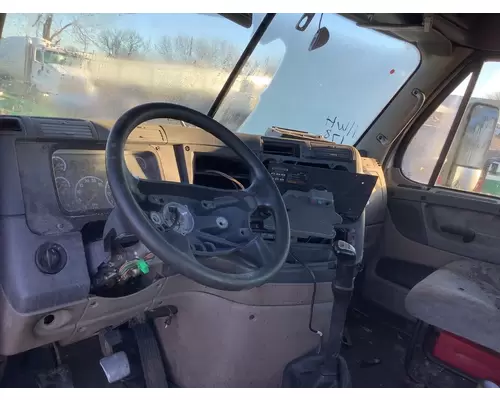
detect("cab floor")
[344,300,474,388]
[0,300,474,388]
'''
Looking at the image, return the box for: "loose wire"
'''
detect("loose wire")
[205,169,245,190]
[289,249,323,351]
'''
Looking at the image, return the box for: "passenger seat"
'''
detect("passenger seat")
[405,259,500,353]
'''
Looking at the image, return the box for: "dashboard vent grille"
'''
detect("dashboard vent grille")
[128,125,166,143]
[0,117,22,132]
[262,139,300,157]
[35,118,94,137]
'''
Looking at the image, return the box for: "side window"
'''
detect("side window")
[402,74,471,184]
[402,61,500,198]
[35,49,43,63]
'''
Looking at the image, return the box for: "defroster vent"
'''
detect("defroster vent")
[34,118,94,137]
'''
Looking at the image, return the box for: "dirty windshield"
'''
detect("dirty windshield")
[0,13,420,145]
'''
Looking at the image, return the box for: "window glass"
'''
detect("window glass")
[35,49,43,63]
[216,13,421,144]
[0,13,420,143]
[402,61,500,198]
[0,13,252,118]
[402,75,471,184]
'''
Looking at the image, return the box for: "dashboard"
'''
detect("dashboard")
[52,150,161,213]
[0,115,386,316]
[0,114,387,358]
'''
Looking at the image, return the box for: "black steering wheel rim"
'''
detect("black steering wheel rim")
[106,102,290,290]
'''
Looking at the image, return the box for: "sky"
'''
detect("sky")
[452,62,500,99]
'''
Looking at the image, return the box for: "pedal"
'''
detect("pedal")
[99,329,124,357]
[131,320,168,388]
[36,364,73,388]
[99,351,131,384]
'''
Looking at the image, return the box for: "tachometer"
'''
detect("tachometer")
[75,176,106,211]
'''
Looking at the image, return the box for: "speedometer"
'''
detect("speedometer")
[75,176,106,211]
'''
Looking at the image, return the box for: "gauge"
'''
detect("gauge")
[55,176,71,198]
[55,176,70,191]
[105,181,115,208]
[55,177,76,212]
[52,156,67,175]
[75,176,106,211]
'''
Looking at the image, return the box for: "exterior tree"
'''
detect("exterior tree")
[97,29,148,59]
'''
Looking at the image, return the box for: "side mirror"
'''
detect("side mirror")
[441,102,500,190]
[456,103,499,169]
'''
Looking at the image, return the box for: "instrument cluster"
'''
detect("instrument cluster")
[52,149,161,213]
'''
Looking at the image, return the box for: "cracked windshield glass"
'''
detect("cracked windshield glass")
[1,13,419,144]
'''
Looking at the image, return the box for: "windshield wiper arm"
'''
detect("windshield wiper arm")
[207,13,276,119]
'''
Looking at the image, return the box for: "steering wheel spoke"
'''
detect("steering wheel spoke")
[246,178,280,208]
[236,236,274,269]
[163,230,195,260]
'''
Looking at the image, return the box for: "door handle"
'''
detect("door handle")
[440,224,476,243]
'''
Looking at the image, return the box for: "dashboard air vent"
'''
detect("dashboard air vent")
[262,139,300,157]
[35,118,94,137]
[0,117,22,132]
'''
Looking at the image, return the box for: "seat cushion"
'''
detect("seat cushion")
[405,260,500,353]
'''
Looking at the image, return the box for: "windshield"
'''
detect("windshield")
[0,13,420,145]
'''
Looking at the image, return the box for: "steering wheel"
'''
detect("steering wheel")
[106,103,290,291]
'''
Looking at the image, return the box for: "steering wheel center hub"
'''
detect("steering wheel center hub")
[163,202,194,236]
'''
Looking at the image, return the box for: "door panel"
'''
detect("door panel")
[390,185,500,264]
[362,171,500,317]
[360,57,500,318]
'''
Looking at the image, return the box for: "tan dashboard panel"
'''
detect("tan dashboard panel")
[0,288,87,356]
[59,278,166,345]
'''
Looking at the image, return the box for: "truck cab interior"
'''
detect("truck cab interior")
[1,12,500,388]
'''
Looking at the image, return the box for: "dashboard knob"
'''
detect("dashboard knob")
[35,242,67,274]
